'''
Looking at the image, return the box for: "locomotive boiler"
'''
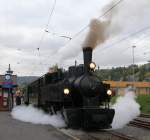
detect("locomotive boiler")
[25,47,115,129]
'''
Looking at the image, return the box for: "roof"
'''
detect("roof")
[103,81,150,88]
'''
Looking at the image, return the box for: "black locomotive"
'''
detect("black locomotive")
[24,47,115,129]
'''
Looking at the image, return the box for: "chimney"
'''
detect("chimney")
[83,47,92,72]
[7,64,13,74]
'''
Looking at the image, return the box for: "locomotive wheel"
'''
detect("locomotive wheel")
[61,108,69,127]
[83,119,90,130]
[50,106,56,114]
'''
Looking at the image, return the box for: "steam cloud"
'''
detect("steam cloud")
[11,92,140,130]
[11,105,66,128]
[111,91,140,129]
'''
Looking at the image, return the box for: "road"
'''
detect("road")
[0,112,72,140]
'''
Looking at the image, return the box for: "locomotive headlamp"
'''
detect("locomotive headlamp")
[107,89,112,96]
[89,62,96,69]
[64,88,70,95]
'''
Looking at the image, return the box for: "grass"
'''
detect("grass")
[111,96,118,104]
[111,94,150,114]
[136,94,150,114]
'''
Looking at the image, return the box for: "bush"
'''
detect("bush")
[136,94,150,113]
[111,96,118,104]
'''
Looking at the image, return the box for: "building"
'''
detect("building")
[103,81,150,95]
[0,64,17,111]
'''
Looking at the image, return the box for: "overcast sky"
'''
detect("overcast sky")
[1,0,150,76]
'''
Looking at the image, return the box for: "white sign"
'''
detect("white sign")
[3,101,7,106]
[3,92,8,97]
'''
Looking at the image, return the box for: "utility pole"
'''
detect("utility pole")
[132,46,136,86]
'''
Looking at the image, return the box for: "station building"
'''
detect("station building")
[0,65,17,111]
[103,81,150,95]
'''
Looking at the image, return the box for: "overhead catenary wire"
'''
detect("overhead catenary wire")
[116,29,150,59]
[106,27,150,56]
[45,0,57,30]
[41,0,124,52]
[41,0,124,70]
[40,0,150,72]
[98,24,150,54]
[59,0,150,67]
[134,46,150,58]
[90,25,150,68]
[29,0,57,76]
[89,26,150,68]
[37,0,57,50]
[67,0,124,43]
[57,0,150,68]
[29,0,150,74]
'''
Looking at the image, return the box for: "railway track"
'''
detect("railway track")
[129,118,150,130]
[129,113,150,130]
[54,113,150,140]
[140,113,150,118]
[58,128,138,140]
[108,131,138,140]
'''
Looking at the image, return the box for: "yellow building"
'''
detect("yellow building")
[103,81,150,95]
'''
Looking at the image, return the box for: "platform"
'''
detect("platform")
[0,112,72,140]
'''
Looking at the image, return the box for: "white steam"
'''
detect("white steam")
[11,92,140,129]
[11,105,66,128]
[111,91,140,129]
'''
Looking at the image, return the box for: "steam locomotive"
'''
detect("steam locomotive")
[24,47,115,129]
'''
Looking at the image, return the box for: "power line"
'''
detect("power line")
[60,0,150,67]
[114,29,150,54]
[90,25,150,67]
[134,45,150,58]
[57,0,124,47]
[29,0,124,75]
[45,0,57,30]
[42,0,124,69]
[30,0,57,76]
[70,0,124,42]
[37,0,57,50]
[97,0,123,19]
[97,24,150,54]
[136,32,150,45]
[119,32,150,58]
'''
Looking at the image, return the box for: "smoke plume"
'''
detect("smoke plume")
[111,91,140,129]
[11,105,66,128]
[83,19,109,49]
[58,0,150,64]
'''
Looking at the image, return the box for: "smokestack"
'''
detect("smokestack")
[83,47,92,72]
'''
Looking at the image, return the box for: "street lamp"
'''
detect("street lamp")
[132,46,136,84]
[147,60,150,72]
[147,60,150,63]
